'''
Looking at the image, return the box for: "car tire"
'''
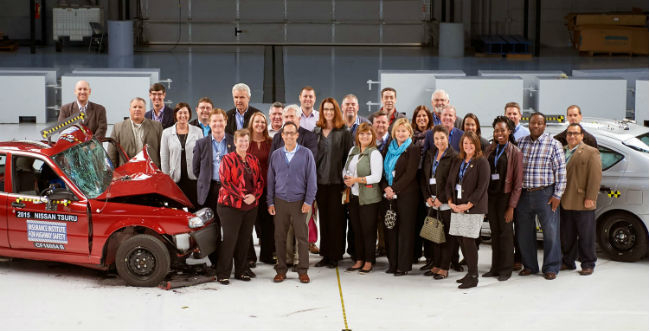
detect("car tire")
[598,212,648,262]
[115,234,171,287]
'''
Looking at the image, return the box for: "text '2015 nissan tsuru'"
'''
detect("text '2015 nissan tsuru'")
[0,115,217,286]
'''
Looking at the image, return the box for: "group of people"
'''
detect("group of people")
[59,80,603,289]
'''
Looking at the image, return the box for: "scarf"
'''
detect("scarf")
[383,137,412,186]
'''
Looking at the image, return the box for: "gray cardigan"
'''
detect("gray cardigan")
[160,124,203,182]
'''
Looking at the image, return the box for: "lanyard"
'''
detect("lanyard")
[494,143,507,168]
[431,148,446,176]
[458,160,470,182]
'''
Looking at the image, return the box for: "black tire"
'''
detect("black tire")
[115,234,171,287]
[598,212,648,262]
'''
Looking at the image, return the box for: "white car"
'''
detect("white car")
[480,117,649,262]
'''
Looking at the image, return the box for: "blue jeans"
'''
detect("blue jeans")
[515,186,561,274]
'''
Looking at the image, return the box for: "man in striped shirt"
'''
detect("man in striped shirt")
[515,112,567,280]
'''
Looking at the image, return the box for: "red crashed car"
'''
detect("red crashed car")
[0,119,217,286]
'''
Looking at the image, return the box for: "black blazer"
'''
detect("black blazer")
[380,143,420,195]
[445,156,490,214]
[192,134,235,206]
[270,126,318,159]
[225,106,260,135]
[145,105,175,129]
[420,147,458,204]
[313,126,353,185]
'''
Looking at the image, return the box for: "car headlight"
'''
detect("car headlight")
[188,207,214,228]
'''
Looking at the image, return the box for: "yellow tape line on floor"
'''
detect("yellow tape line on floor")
[335,266,351,331]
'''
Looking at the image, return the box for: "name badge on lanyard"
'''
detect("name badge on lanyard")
[429,177,436,185]
[456,184,462,199]
[491,173,500,180]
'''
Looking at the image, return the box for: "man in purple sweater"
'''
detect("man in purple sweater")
[267,122,318,284]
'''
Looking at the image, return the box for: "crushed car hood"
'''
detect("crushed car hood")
[96,148,192,207]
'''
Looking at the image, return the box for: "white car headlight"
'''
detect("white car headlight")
[188,207,214,228]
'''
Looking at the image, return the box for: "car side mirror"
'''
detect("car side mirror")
[47,188,77,201]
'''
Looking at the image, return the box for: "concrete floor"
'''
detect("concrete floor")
[0,243,646,330]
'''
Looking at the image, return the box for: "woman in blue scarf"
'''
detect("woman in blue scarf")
[380,118,421,276]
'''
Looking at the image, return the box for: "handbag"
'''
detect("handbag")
[449,212,484,239]
[420,208,446,244]
[384,201,397,230]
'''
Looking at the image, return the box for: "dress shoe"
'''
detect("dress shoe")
[434,270,448,280]
[327,261,338,269]
[482,271,498,278]
[299,273,310,283]
[346,265,362,272]
[385,267,396,274]
[394,271,408,276]
[518,268,534,276]
[309,243,320,254]
[419,260,434,271]
[217,278,230,285]
[458,274,478,289]
[315,258,329,268]
[561,263,575,271]
[451,264,464,272]
[424,270,435,277]
[512,262,522,271]
[497,274,511,281]
[543,272,557,280]
[359,266,373,274]
[248,260,257,269]
[244,269,256,278]
[234,274,251,282]
[456,273,470,283]
[260,257,276,265]
[579,268,594,276]
[273,273,286,283]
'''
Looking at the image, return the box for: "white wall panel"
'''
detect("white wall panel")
[478,70,566,111]
[635,80,649,124]
[0,74,47,123]
[537,78,627,119]
[434,77,523,122]
[61,74,152,125]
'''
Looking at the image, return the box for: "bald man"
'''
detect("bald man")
[58,80,107,139]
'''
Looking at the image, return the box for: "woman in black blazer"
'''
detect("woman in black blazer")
[446,131,490,289]
[420,125,458,279]
[380,118,420,276]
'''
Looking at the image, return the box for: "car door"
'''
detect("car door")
[6,154,89,254]
[0,153,8,247]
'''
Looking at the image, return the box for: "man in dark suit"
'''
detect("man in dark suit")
[554,105,598,148]
[193,108,235,213]
[145,83,174,129]
[560,123,602,276]
[270,104,318,158]
[58,80,107,139]
[107,97,163,168]
[192,108,235,269]
[225,83,260,135]
[370,111,391,153]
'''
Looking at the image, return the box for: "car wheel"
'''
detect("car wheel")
[598,212,648,262]
[115,234,171,287]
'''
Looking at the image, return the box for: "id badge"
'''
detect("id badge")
[456,184,462,199]
[392,171,396,177]
[491,173,500,180]
[429,177,436,185]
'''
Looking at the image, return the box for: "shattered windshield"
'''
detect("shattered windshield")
[52,139,114,198]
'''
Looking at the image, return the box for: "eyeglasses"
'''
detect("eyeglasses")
[566,131,583,136]
[283,131,298,136]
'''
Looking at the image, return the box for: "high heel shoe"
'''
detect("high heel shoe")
[433,270,448,280]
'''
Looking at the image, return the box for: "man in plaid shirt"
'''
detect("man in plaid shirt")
[515,112,566,280]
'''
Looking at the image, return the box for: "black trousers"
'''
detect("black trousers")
[383,189,419,272]
[247,192,275,264]
[431,209,453,270]
[560,207,597,269]
[349,195,379,264]
[413,189,432,261]
[204,181,221,265]
[487,192,514,276]
[458,236,479,275]
[215,205,257,279]
[316,184,347,262]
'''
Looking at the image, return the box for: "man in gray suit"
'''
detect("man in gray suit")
[58,80,108,139]
[108,97,163,168]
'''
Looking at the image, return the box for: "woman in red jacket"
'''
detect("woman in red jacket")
[216,129,264,285]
